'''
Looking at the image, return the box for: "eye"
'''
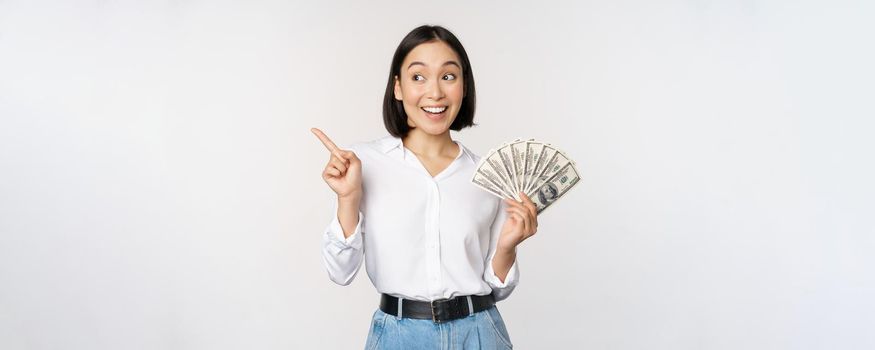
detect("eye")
[443,73,456,81]
[412,74,425,82]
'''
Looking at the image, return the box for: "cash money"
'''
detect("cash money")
[471,139,581,214]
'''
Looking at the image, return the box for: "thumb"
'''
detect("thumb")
[339,150,360,164]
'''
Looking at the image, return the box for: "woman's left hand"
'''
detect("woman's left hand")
[497,192,539,251]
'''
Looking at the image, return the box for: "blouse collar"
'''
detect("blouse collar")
[377,135,477,166]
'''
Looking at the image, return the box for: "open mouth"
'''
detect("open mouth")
[421,106,448,119]
[421,106,447,113]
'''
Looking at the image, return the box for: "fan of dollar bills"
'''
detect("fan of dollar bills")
[471,139,581,214]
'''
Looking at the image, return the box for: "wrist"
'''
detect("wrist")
[338,191,362,203]
[495,244,517,257]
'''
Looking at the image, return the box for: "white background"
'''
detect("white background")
[1,0,873,349]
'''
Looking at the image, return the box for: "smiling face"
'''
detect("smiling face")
[393,40,464,137]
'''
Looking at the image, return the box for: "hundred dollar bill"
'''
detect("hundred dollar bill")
[522,141,545,195]
[473,166,514,199]
[530,162,580,213]
[524,143,553,195]
[526,144,570,195]
[495,144,519,198]
[481,148,517,200]
[510,140,529,196]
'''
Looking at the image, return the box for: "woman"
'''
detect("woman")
[312,25,539,349]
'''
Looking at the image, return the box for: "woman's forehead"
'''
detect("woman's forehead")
[402,41,461,68]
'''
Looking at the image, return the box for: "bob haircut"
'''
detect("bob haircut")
[383,25,477,138]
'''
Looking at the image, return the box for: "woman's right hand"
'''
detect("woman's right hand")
[311,128,362,200]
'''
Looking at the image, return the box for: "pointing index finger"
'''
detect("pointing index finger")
[310,128,341,153]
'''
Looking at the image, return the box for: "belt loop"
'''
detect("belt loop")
[466,295,474,316]
[396,297,403,320]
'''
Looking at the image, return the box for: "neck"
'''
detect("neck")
[402,128,456,158]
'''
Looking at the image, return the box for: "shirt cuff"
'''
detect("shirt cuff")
[325,211,363,250]
[484,255,520,289]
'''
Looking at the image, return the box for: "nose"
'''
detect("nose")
[427,79,445,100]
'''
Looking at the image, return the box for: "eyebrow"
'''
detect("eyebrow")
[407,61,461,70]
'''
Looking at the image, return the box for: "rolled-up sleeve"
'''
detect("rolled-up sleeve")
[483,200,520,302]
[321,208,364,286]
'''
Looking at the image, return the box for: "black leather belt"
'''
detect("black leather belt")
[379,293,496,323]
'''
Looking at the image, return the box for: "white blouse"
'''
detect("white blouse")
[321,135,520,302]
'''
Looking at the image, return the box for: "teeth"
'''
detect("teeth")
[422,106,447,114]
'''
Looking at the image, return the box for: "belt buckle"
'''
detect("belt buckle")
[431,298,449,323]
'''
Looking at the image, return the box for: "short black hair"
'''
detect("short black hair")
[382,25,477,138]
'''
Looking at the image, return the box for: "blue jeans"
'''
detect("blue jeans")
[364,305,513,349]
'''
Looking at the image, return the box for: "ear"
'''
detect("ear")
[393,75,403,101]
